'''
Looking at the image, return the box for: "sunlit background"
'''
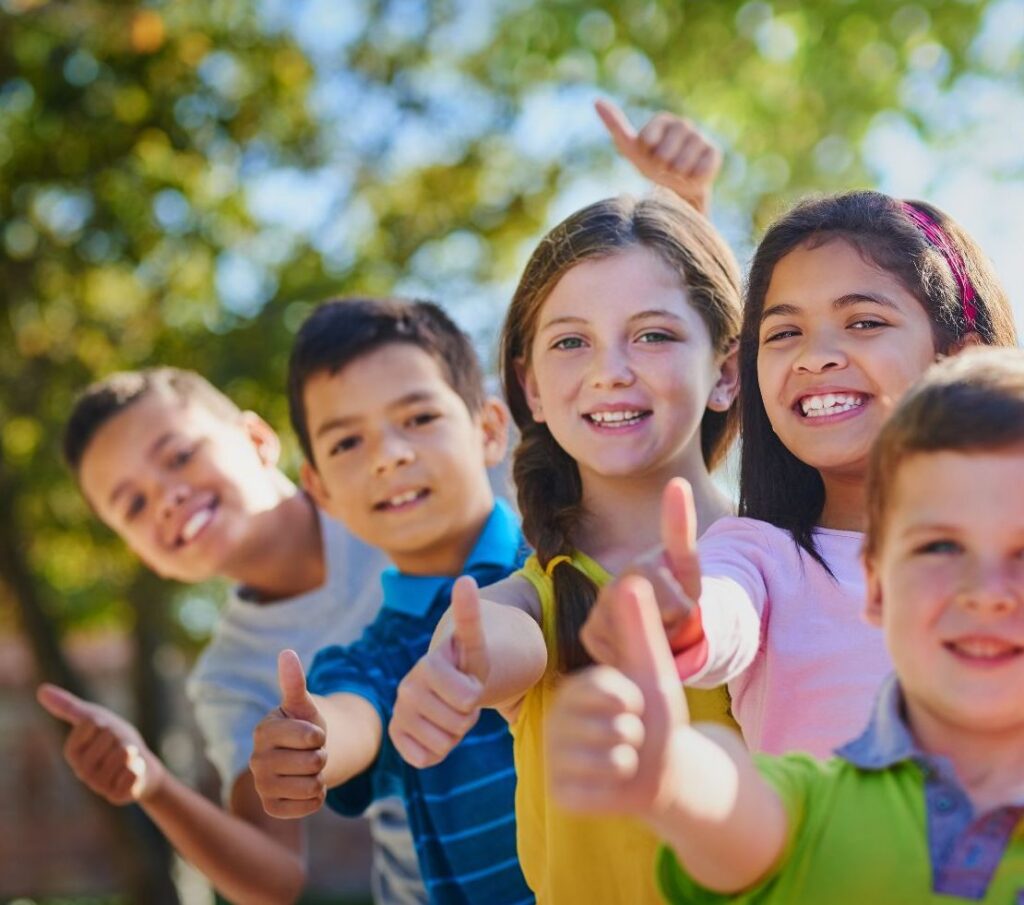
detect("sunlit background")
[2,0,1022,902]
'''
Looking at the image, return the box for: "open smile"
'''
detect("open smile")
[373,488,431,512]
[582,408,653,431]
[944,636,1023,667]
[794,391,869,421]
[172,497,219,549]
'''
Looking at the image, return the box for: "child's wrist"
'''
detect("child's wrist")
[668,606,708,679]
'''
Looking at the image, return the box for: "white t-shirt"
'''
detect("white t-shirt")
[187,505,424,904]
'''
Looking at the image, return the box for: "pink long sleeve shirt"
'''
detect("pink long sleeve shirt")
[687,517,892,758]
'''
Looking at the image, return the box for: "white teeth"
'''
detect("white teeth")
[951,638,1019,659]
[387,490,422,507]
[799,393,865,417]
[588,410,645,425]
[180,507,213,543]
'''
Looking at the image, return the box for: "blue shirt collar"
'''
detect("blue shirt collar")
[380,499,524,617]
[836,674,919,770]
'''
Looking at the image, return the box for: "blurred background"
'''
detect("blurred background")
[1,0,1022,902]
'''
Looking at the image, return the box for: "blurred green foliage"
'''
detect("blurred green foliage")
[1,0,1019,645]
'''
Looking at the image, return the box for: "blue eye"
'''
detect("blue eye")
[637,331,674,344]
[917,539,961,555]
[552,336,585,350]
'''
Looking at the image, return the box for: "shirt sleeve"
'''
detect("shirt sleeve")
[685,519,777,689]
[187,669,269,804]
[307,637,397,818]
[655,752,825,904]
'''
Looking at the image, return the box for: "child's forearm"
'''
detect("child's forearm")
[316,692,385,788]
[141,768,305,905]
[646,724,788,894]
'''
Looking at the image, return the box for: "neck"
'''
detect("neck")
[577,455,733,573]
[907,698,1024,813]
[818,468,867,531]
[390,494,495,577]
[224,482,326,602]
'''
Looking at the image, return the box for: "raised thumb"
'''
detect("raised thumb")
[451,575,489,684]
[661,477,702,602]
[37,683,93,727]
[277,650,320,722]
[594,98,638,154]
[613,576,688,726]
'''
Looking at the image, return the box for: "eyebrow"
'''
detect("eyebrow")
[761,292,901,323]
[108,431,178,507]
[540,308,686,331]
[313,391,438,439]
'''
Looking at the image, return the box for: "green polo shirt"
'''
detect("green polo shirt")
[658,678,1024,904]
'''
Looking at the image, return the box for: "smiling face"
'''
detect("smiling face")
[300,343,507,576]
[79,390,286,583]
[520,246,735,487]
[865,448,1024,738]
[757,239,939,480]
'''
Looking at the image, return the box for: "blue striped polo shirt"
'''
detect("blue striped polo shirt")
[308,501,534,905]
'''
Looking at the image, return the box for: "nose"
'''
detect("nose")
[955,561,1022,617]
[158,483,189,520]
[372,428,415,476]
[589,342,636,390]
[793,332,848,375]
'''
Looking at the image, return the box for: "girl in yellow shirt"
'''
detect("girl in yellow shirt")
[389,108,743,903]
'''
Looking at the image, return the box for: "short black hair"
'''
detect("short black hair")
[288,297,486,465]
[64,367,240,475]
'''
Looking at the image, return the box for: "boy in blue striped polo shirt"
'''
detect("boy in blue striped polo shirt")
[250,297,533,904]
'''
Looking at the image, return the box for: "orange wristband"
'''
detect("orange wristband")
[668,606,708,679]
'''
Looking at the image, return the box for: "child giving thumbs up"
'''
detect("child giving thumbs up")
[547,576,786,894]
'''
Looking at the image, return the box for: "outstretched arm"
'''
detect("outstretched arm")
[548,576,788,894]
[249,650,382,819]
[37,683,306,905]
[389,574,547,768]
[596,98,722,215]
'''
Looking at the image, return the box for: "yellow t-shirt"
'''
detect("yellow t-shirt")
[511,552,739,904]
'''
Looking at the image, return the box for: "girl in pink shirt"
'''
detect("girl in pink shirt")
[583,190,1017,757]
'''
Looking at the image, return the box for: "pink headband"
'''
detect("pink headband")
[901,201,978,330]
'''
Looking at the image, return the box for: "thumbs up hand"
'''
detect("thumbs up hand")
[583,479,705,670]
[390,576,487,768]
[595,98,721,215]
[250,650,329,818]
[548,575,689,817]
[37,683,165,805]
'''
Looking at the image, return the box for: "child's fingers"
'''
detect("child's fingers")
[661,478,702,602]
[390,728,444,769]
[451,576,490,684]
[414,650,483,713]
[594,98,638,154]
[613,576,681,693]
[395,711,476,766]
[638,114,672,154]
[262,747,327,778]
[264,773,327,804]
[264,796,324,820]
[650,122,691,167]
[277,650,321,724]
[37,683,94,727]
[253,715,325,752]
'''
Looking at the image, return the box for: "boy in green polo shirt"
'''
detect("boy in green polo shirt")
[545,347,1024,904]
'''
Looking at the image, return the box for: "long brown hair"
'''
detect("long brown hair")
[500,193,743,672]
[738,191,1017,571]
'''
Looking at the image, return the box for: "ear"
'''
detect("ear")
[707,339,740,413]
[478,396,511,468]
[514,357,545,423]
[300,460,330,509]
[863,553,884,628]
[240,411,281,467]
[950,331,983,355]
